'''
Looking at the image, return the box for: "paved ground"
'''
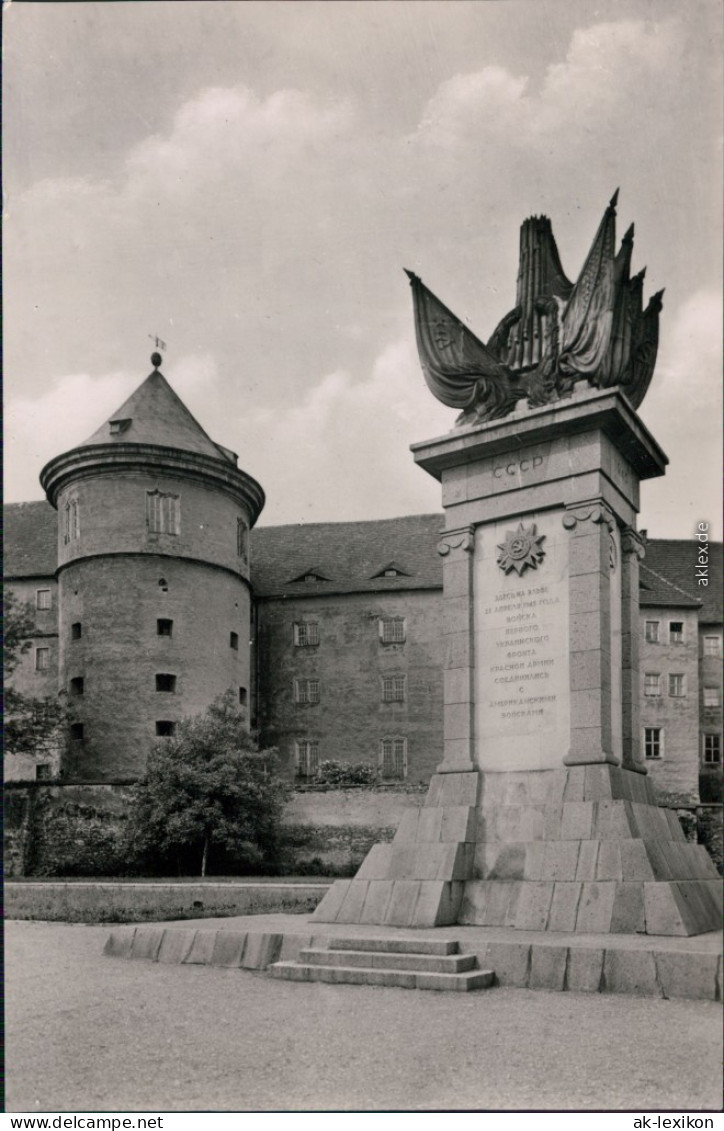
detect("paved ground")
[6,920,723,1113]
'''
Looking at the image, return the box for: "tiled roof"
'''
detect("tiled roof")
[4,501,58,578]
[4,500,721,627]
[78,370,235,464]
[250,514,445,597]
[640,539,722,622]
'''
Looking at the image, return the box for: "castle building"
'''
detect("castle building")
[4,361,722,809]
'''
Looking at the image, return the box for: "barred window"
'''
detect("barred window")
[382,675,406,702]
[644,727,663,759]
[294,622,320,647]
[668,621,684,643]
[237,518,248,560]
[703,735,721,764]
[644,620,660,643]
[295,740,320,778]
[644,673,660,697]
[704,636,722,657]
[668,674,686,697]
[379,617,406,644]
[35,647,50,671]
[379,737,407,780]
[36,589,51,610]
[703,687,720,708]
[294,679,320,704]
[146,490,180,535]
[64,498,80,544]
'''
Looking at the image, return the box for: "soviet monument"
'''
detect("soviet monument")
[314,193,721,936]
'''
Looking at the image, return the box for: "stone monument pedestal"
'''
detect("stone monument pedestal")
[313,388,722,935]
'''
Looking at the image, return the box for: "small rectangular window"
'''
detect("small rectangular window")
[644,620,660,643]
[644,673,660,697]
[146,490,180,535]
[704,636,722,657]
[35,647,50,671]
[70,677,84,696]
[294,622,320,647]
[155,674,177,693]
[703,687,720,708]
[380,617,406,644]
[156,720,176,737]
[294,679,320,704]
[295,740,320,778]
[668,674,686,697]
[703,735,721,764]
[64,498,80,544]
[669,621,684,643]
[382,675,406,702]
[380,737,407,780]
[71,622,82,640]
[36,763,52,781]
[239,687,248,707]
[644,727,662,759]
[237,518,248,560]
[157,619,173,637]
[230,631,239,650]
[70,722,84,741]
[36,589,51,610]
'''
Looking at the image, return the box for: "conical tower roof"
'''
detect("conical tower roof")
[80,364,234,464]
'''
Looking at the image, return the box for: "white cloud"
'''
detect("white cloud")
[240,340,453,525]
[639,289,723,539]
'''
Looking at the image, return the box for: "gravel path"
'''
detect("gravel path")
[7,920,723,1112]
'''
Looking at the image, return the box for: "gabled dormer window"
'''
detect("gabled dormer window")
[109,419,132,435]
[371,561,410,580]
[288,566,331,585]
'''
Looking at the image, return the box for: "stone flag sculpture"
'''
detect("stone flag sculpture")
[406,191,664,425]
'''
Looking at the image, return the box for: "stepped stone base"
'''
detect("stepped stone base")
[312,765,722,936]
[269,935,494,991]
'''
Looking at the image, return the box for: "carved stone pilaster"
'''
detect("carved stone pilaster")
[562,501,616,533]
[620,525,647,773]
[437,526,475,556]
[437,525,476,774]
[563,499,618,767]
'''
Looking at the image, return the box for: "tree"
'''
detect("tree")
[4,591,66,768]
[125,692,288,876]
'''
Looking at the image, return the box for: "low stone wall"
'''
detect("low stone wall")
[4,781,423,879]
[283,788,425,874]
[6,881,329,923]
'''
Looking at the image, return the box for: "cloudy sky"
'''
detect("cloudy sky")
[4,0,722,537]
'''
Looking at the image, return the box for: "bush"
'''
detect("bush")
[314,760,380,787]
[124,693,288,876]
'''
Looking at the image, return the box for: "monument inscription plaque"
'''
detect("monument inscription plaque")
[474,509,570,771]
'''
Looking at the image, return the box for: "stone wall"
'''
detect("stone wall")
[639,606,700,804]
[4,781,424,879]
[256,589,444,784]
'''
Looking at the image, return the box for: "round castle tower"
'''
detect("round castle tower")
[40,355,265,781]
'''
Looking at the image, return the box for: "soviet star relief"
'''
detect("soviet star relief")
[496,523,546,575]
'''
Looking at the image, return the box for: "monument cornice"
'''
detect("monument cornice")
[40,442,266,526]
[410,387,668,484]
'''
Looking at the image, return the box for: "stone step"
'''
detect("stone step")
[300,948,477,973]
[331,936,460,955]
[269,961,494,992]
